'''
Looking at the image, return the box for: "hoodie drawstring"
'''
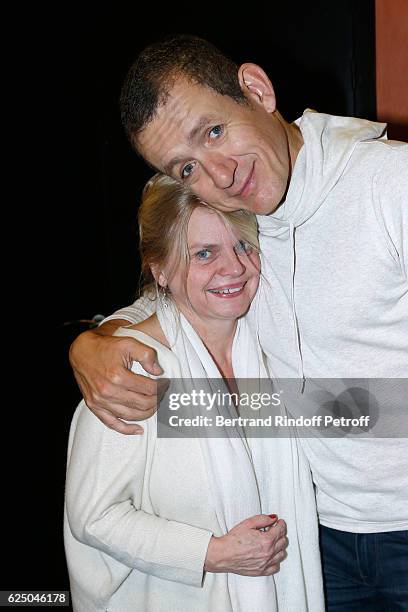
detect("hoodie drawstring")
[289,222,306,392]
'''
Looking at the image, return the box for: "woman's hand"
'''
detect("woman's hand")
[204,515,288,576]
[69,320,167,434]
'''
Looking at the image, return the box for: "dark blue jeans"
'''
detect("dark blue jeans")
[319,525,408,611]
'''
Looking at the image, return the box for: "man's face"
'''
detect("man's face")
[137,77,292,215]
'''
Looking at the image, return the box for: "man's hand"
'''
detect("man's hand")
[69,320,167,434]
[204,515,288,576]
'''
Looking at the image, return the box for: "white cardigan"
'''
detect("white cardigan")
[65,320,324,611]
[65,329,243,612]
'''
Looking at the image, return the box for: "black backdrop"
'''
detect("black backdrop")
[6,2,376,608]
[61,1,375,326]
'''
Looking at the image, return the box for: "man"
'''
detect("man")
[70,36,408,609]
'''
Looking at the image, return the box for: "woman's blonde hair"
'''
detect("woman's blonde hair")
[138,173,259,296]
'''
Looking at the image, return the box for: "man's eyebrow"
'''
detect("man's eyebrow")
[164,157,184,176]
[164,115,216,175]
[187,115,214,144]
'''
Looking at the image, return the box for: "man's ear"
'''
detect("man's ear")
[238,63,277,113]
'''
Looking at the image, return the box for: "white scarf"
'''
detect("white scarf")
[157,300,324,612]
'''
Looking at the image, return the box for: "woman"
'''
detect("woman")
[64,174,324,611]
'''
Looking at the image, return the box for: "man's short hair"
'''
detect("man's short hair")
[120,34,246,148]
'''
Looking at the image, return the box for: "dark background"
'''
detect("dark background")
[6,1,379,608]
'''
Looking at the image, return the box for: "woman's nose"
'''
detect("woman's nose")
[218,248,246,276]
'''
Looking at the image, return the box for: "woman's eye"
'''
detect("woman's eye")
[208,125,223,140]
[181,162,195,180]
[196,249,212,260]
[236,240,253,255]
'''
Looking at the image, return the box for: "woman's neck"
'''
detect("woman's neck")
[179,306,237,378]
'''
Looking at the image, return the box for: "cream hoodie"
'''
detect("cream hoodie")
[254,110,408,532]
[105,110,408,532]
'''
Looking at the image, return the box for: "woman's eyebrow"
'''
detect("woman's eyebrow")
[188,243,218,250]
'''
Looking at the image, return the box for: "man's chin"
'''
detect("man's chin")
[252,198,282,216]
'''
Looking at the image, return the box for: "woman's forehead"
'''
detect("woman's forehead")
[187,207,235,243]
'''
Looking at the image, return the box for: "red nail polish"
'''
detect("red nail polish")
[269,514,277,519]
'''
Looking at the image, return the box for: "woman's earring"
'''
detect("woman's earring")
[160,285,169,308]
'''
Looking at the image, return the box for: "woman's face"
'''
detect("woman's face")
[163,207,260,324]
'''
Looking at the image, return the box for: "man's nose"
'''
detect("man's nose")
[203,153,237,189]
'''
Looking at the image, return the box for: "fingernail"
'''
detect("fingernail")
[268,514,277,519]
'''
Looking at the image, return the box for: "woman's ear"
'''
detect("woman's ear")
[238,63,277,113]
[150,264,167,288]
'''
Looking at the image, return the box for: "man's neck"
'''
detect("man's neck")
[267,111,304,216]
[278,110,304,173]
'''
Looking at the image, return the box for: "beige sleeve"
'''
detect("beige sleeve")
[65,400,212,588]
[101,293,157,325]
[374,144,408,279]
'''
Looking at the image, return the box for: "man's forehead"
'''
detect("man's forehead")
[137,81,226,169]
[163,75,223,108]
[159,81,223,126]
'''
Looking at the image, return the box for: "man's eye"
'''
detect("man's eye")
[235,240,253,255]
[208,125,223,140]
[181,162,195,179]
[196,249,212,260]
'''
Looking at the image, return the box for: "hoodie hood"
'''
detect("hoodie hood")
[258,110,387,232]
[255,110,387,383]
